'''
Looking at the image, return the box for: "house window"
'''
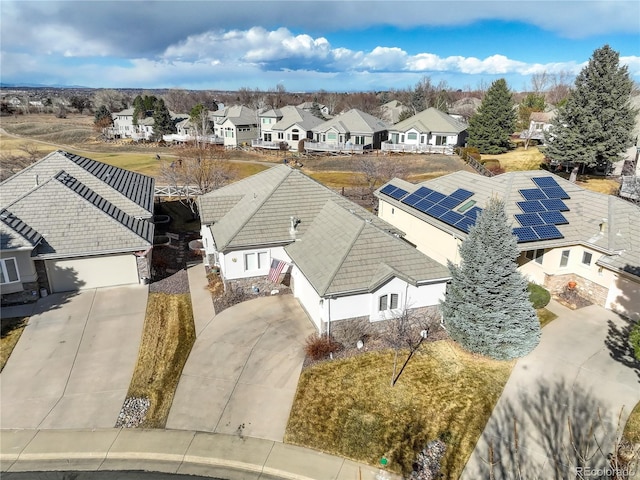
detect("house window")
[560,250,570,268]
[407,132,417,141]
[0,257,20,284]
[582,251,593,266]
[420,135,426,143]
[264,133,272,141]
[292,133,299,141]
[435,135,447,145]
[244,252,268,271]
[525,249,545,265]
[378,293,399,311]
[354,136,365,145]
[278,132,284,139]
[327,132,337,141]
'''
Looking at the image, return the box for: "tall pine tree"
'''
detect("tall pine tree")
[152,98,176,138]
[544,45,636,170]
[467,79,517,154]
[441,197,540,360]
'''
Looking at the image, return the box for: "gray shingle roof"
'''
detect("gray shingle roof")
[2,171,153,258]
[377,170,640,278]
[210,105,257,126]
[0,150,155,217]
[285,200,450,296]
[198,165,402,252]
[390,107,467,134]
[266,106,324,131]
[312,109,390,134]
[0,210,42,250]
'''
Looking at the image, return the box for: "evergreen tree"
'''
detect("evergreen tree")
[517,93,546,131]
[152,98,176,138]
[467,79,517,154]
[93,105,113,127]
[544,45,636,170]
[441,197,540,360]
[132,94,157,125]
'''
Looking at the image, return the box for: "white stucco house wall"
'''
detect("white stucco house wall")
[375,170,640,320]
[209,105,258,147]
[197,165,450,332]
[254,105,324,151]
[0,150,154,301]
[383,107,467,155]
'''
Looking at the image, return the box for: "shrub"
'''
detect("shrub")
[528,283,551,309]
[304,333,340,360]
[460,147,481,162]
[630,321,640,361]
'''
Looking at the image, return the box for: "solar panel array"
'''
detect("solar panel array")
[513,176,570,242]
[380,175,571,243]
[380,183,479,233]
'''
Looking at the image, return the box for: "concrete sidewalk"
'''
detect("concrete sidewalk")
[186,262,216,337]
[0,428,400,480]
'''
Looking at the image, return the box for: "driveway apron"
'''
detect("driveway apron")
[166,294,315,442]
[461,301,640,479]
[1,286,147,430]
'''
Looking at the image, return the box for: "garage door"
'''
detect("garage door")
[605,274,640,321]
[45,254,139,292]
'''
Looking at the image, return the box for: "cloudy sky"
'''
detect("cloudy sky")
[1,0,639,92]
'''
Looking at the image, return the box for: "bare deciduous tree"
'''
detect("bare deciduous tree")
[358,157,408,206]
[158,145,236,217]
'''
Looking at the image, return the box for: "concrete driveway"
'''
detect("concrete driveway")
[462,300,640,479]
[166,294,315,442]
[1,286,147,430]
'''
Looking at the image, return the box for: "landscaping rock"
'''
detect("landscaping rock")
[115,396,150,428]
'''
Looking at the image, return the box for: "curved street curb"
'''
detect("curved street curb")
[0,428,399,480]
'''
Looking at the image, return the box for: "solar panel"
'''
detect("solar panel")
[539,210,569,225]
[542,187,570,199]
[415,198,435,212]
[515,213,545,226]
[513,226,540,243]
[454,216,476,233]
[401,193,424,206]
[380,184,397,196]
[532,176,560,188]
[414,186,434,197]
[439,196,463,209]
[532,224,563,240]
[426,191,447,203]
[519,188,547,201]
[450,188,474,202]
[540,198,569,211]
[388,187,408,200]
[441,210,465,226]
[465,206,483,219]
[427,203,449,218]
[517,200,546,213]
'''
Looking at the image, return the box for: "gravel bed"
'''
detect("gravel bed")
[115,396,150,428]
[149,268,190,294]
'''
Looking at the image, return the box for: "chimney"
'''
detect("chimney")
[289,216,300,236]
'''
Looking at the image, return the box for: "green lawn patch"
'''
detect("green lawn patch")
[537,308,558,328]
[286,340,513,479]
[126,293,195,428]
[0,317,28,372]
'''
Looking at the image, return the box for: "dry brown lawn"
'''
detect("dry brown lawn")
[126,293,195,428]
[1,317,28,372]
[286,340,513,479]
[624,401,640,444]
[484,146,547,171]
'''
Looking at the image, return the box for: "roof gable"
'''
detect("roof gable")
[312,109,390,134]
[2,171,152,257]
[0,150,154,216]
[391,107,467,134]
[286,201,450,296]
[0,210,42,250]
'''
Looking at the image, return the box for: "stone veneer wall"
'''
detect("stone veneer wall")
[544,273,609,307]
[330,305,441,339]
[34,260,51,294]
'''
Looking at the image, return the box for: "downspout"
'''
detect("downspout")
[326,297,331,338]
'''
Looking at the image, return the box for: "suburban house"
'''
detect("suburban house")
[519,110,556,146]
[306,109,391,154]
[197,165,450,331]
[0,150,154,301]
[209,105,258,148]
[252,105,325,151]
[383,107,468,155]
[162,117,224,145]
[111,108,186,141]
[297,101,330,117]
[375,170,640,320]
[379,100,406,125]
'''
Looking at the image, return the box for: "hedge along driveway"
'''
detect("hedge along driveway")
[166,294,316,441]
